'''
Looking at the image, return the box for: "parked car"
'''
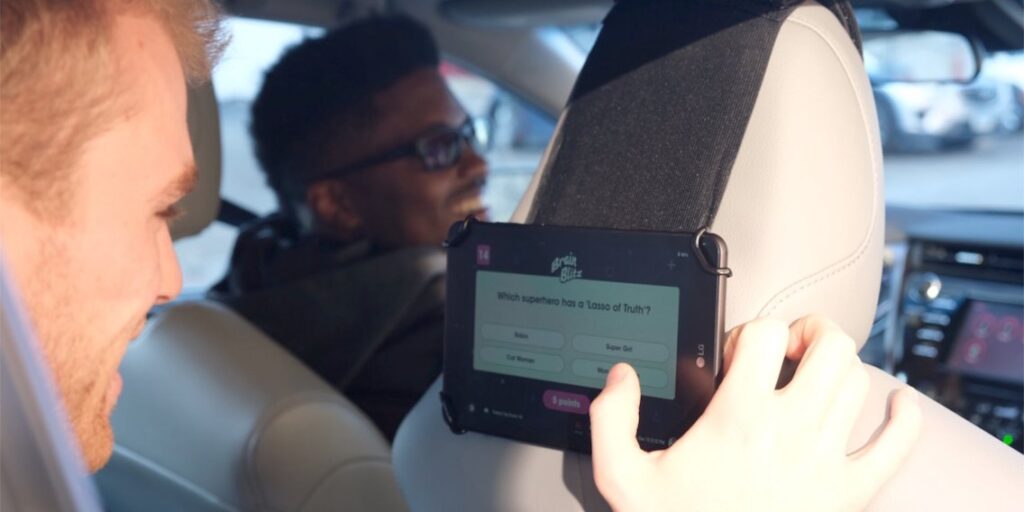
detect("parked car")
[873,81,975,151]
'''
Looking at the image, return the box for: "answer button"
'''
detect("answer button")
[572,335,670,363]
[479,347,564,373]
[572,359,670,389]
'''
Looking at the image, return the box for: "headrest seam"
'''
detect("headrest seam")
[757,9,881,320]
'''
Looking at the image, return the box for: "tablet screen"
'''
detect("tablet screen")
[474,270,680,399]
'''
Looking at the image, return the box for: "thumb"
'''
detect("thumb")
[590,363,644,496]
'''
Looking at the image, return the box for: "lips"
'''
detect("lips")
[449,178,489,220]
[451,194,487,218]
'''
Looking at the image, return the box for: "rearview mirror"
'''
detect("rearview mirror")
[863,31,979,84]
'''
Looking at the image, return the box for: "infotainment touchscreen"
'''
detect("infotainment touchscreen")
[947,301,1023,384]
[441,219,728,453]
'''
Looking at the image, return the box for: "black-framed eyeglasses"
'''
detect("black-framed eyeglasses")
[308,118,481,183]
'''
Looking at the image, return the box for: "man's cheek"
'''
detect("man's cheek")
[87,226,160,298]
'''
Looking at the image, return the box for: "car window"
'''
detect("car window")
[173,18,323,295]
[174,18,555,295]
[443,61,555,222]
[860,7,1024,213]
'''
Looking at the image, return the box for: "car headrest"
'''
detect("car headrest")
[395,2,884,510]
[515,0,882,347]
[96,301,408,512]
[706,0,882,346]
[172,82,222,240]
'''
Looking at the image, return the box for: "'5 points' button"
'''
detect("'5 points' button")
[543,390,591,415]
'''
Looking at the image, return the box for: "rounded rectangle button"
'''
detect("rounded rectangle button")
[479,347,564,373]
[481,323,565,349]
[572,335,670,362]
[571,359,669,388]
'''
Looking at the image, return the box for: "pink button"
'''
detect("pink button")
[543,390,591,414]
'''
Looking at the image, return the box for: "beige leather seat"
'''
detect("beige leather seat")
[392,2,1024,510]
[94,84,409,512]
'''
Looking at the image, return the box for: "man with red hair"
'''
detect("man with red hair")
[1,0,226,471]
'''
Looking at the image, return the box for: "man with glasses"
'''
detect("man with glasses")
[212,15,487,439]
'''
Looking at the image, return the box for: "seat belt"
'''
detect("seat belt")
[528,0,861,233]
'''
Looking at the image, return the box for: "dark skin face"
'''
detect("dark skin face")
[307,68,489,249]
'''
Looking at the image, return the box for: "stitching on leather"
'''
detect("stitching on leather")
[244,392,389,511]
[295,457,396,512]
[244,391,327,508]
[109,444,239,511]
[758,7,881,318]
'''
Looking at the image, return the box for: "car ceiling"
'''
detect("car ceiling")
[223,0,1023,51]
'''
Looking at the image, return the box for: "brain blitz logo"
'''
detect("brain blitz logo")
[551,252,582,283]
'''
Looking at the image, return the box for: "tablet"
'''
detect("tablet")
[441,219,729,452]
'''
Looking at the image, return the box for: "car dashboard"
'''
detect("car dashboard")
[865,207,1024,452]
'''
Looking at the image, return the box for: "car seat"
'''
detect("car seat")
[392,1,1024,510]
[93,84,409,512]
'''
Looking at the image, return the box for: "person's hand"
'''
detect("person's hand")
[589,316,922,512]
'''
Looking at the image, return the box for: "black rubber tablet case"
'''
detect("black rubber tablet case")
[441,218,729,453]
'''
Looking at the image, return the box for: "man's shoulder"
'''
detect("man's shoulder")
[213,212,445,296]
[218,243,445,312]
[212,243,447,390]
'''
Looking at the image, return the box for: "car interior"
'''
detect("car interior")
[0,0,1020,511]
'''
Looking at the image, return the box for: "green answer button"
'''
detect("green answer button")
[572,335,670,363]
[481,323,566,349]
[479,346,565,373]
[571,359,669,388]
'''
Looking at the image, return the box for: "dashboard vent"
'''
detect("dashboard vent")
[862,245,903,369]
[920,242,1024,276]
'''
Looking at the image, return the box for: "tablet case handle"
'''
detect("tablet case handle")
[440,391,467,435]
[693,227,733,278]
[443,216,476,249]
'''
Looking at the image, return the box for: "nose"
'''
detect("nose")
[154,226,182,305]
[458,142,488,182]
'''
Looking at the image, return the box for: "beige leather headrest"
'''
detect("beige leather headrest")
[514,2,883,348]
[395,2,884,510]
[172,83,222,240]
[707,4,883,347]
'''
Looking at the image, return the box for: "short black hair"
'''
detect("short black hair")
[250,15,440,208]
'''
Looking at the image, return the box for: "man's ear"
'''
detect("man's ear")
[306,180,364,240]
